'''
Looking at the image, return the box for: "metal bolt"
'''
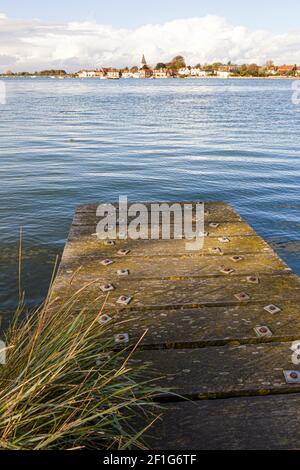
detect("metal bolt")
[254,326,273,337]
[210,247,223,255]
[118,249,130,256]
[117,296,132,306]
[264,305,281,315]
[101,259,114,266]
[234,292,250,301]
[105,240,115,246]
[114,333,129,344]
[117,269,130,276]
[100,284,115,293]
[218,237,230,243]
[284,370,300,384]
[209,223,220,228]
[231,256,243,263]
[98,314,112,325]
[220,267,235,275]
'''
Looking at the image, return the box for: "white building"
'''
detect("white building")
[178,67,191,76]
[217,71,231,78]
[190,68,209,77]
[121,71,133,78]
[78,70,97,78]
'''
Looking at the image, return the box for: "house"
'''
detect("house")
[153,68,175,78]
[265,67,277,76]
[106,68,120,79]
[139,67,153,79]
[190,68,209,77]
[77,69,106,78]
[178,67,191,76]
[217,71,231,78]
[277,65,297,76]
[77,70,97,78]
[94,69,106,78]
[121,71,133,78]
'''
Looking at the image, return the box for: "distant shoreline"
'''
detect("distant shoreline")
[1,75,300,80]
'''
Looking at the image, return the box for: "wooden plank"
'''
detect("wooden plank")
[52,273,300,310]
[73,211,241,226]
[144,394,300,450]
[129,342,300,399]
[58,253,289,282]
[76,201,242,222]
[68,221,256,240]
[103,301,300,349]
[63,235,270,258]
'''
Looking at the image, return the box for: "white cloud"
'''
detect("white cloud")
[0,13,300,71]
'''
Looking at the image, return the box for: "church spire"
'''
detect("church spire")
[141,54,147,68]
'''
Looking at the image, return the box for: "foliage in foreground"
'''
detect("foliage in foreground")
[0,285,159,450]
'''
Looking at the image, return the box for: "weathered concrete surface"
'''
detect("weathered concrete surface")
[53,202,300,449]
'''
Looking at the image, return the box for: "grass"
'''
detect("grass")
[0,276,161,450]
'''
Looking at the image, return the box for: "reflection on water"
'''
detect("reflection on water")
[0,77,299,312]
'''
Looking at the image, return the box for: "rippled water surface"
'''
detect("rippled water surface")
[0,77,300,314]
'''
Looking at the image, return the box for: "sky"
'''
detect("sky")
[1,0,300,71]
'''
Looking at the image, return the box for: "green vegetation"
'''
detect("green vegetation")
[0,283,160,450]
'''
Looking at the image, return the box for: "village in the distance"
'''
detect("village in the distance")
[2,55,300,79]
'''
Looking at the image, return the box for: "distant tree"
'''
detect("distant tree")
[38,70,66,76]
[194,64,201,69]
[265,60,274,68]
[130,66,138,73]
[211,62,223,70]
[155,63,166,69]
[167,55,186,70]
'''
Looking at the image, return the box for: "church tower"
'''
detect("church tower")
[141,54,147,69]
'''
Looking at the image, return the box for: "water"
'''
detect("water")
[1,77,300,316]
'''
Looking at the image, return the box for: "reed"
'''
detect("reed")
[0,281,160,450]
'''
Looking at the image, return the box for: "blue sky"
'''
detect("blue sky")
[2,0,300,32]
[1,1,300,71]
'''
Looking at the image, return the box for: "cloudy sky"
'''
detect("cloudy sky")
[1,0,300,71]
